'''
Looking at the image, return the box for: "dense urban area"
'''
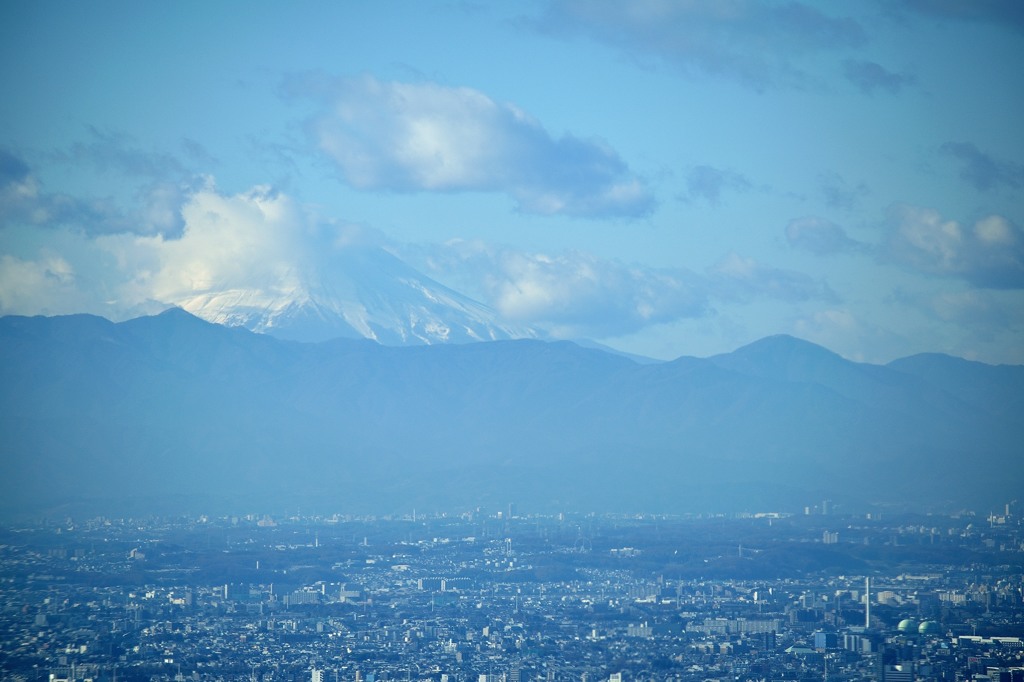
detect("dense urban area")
[2,503,1023,682]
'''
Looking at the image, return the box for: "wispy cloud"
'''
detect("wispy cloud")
[530,0,867,90]
[904,288,1024,331]
[890,0,1024,33]
[413,239,838,339]
[793,308,909,363]
[683,165,753,205]
[0,148,140,236]
[413,240,708,338]
[843,59,915,95]
[786,216,868,256]
[285,74,654,218]
[889,286,1024,361]
[54,127,194,180]
[882,203,1024,288]
[708,252,839,303]
[1,142,199,238]
[940,141,1024,192]
[0,149,31,188]
[818,171,869,210]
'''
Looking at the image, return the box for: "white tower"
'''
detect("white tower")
[865,577,871,628]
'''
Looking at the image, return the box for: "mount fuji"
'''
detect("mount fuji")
[174,244,536,345]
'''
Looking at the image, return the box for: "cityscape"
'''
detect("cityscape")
[3,5,1024,682]
[2,503,1022,682]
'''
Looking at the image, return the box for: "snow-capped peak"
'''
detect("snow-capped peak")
[175,245,536,345]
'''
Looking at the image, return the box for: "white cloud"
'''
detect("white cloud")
[414,241,840,339]
[0,254,80,316]
[883,204,1024,288]
[126,184,328,307]
[415,240,707,338]
[287,75,653,218]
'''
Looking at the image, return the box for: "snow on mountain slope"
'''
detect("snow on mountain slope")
[176,244,536,344]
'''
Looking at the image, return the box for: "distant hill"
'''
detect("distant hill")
[887,353,1024,421]
[1,310,1020,518]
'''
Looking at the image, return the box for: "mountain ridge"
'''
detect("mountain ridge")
[1,311,1020,518]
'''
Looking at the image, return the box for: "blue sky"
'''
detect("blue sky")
[1,0,1022,363]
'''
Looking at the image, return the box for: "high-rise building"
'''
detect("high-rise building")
[865,577,871,628]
